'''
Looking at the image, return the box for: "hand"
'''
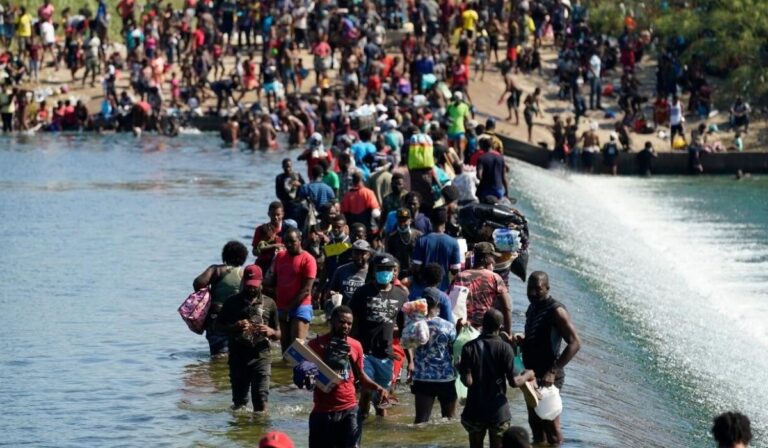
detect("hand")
[378,387,389,403]
[253,324,273,338]
[235,319,251,329]
[514,333,525,345]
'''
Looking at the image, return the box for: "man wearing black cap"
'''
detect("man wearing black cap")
[450,242,512,334]
[459,309,535,448]
[385,207,423,279]
[348,253,408,420]
[216,265,280,412]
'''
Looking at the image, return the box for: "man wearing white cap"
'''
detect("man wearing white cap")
[447,91,472,159]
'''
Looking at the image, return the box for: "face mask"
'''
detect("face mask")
[375,270,394,285]
[397,225,410,233]
[332,231,346,241]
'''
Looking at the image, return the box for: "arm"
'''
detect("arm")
[289,275,314,310]
[494,290,513,335]
[544,307,581,385]
[502,161,510,197]
[510,369,536,387]
[193,265,217,291]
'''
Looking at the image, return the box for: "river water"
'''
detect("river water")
[0,134,765,447]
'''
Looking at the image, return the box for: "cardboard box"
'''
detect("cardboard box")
[284,339,343,393]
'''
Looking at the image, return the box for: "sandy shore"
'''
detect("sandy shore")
[12,38,765,153]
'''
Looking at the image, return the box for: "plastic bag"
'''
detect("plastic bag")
[401,299,429,349]
[535,386,563,420]
[453,325,480,404]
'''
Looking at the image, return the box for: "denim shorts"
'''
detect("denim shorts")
[363,355,394,390]
[448,131,466,141]
[278,304,314,323]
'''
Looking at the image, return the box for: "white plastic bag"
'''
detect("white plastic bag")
[448,286,469,323]
[534,386,563,420]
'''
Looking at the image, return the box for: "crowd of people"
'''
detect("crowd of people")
[193,135,583,446]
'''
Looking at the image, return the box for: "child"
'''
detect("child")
[254,223,283,255]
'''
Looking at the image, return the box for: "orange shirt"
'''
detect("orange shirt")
[340,185,379,215]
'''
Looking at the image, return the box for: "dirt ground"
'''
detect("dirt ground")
[14,37,766,152]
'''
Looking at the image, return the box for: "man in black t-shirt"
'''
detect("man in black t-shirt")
[216,265,280,413]
[385,208,423,279]
[327,239,372,308]
[459,309,534,448]
[348,254,408,419]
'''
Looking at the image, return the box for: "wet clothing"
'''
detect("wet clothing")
[348,284,408,359]
[523,297,566,387]
[217,292,278,408]
[459,334,520,425]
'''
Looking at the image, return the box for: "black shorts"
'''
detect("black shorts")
[507,90,521,109]
[411,380,457,405]
[670,123,684,136]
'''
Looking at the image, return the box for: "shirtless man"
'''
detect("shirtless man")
[498,67,521,125]
[221,115,239,146]
[579,124,600,173]
[259,113,278,150]
[281,109,306,147]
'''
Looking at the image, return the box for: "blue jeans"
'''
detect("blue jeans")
[589,77,602,109]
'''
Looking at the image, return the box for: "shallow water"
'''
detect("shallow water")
[0,134,765,447]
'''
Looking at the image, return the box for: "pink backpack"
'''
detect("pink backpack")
[178,288,211,334]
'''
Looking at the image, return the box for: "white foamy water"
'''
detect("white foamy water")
[511,160,768,440]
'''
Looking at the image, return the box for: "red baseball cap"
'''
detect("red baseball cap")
[243,265,263,288]
[259,431,294,448]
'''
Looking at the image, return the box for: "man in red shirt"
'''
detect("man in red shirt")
[340,172,381,232]
[251,201,284,273]
[266,228,317,353]
[307,305,388,448]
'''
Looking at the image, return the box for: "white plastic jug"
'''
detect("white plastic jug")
[492,228,519,252]
[534,386,563,421]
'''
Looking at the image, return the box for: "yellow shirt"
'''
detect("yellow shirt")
[461,9,478,32]
[17,13,32,37]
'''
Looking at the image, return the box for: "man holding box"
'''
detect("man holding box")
[308,305,389,448]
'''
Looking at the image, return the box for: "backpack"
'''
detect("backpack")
[178,288,211,334]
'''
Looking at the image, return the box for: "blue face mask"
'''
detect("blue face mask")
[375,270,394,285]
